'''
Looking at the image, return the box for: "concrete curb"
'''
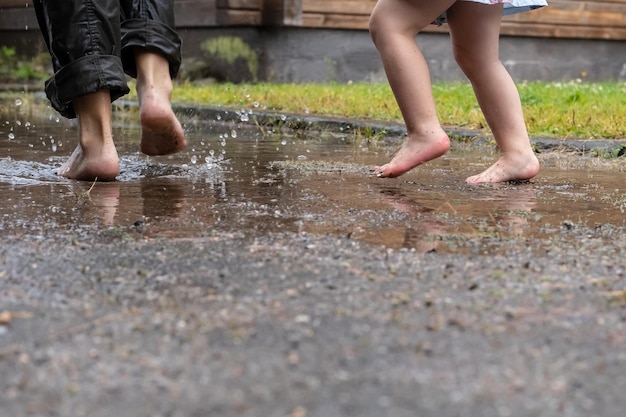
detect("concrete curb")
[170,102,626,156]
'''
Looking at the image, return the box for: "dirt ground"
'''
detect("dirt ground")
[1,101,626,416]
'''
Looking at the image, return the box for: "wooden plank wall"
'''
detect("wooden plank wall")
[1,0,625,40]
[0,0,36,31]
[294,0,626,40]
[502,0,626,39]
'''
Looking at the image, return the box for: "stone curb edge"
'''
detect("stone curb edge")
[170,102,626,156]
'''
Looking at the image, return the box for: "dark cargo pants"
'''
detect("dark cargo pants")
[33,0,182,119]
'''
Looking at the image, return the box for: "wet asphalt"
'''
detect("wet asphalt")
[2,226,626,417]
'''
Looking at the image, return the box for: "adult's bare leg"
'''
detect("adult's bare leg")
[135,49,186,156]
[447,2,540,183]
[369,0,455,178]
[58,90,120,181]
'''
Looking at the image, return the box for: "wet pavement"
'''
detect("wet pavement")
[1,94,626,417]
[1,95,624,253]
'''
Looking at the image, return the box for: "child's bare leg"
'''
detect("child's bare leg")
[369,0,455,178]
[58,90,119,181]
[448,2,540,184]
[134,49,186,156]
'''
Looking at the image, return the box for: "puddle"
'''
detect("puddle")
[1,94,624,253]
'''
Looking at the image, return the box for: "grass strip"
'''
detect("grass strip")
[172,81,626,140]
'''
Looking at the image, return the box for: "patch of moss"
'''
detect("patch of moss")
[0,46,50,82]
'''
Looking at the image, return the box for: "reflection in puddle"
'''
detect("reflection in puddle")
[1,95,624,253]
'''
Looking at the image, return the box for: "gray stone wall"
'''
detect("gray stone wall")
[179,27,626,83]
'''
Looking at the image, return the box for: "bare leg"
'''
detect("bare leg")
[369,0,455,178]
[58,90,119,181]
[134,49,187,156]
[447,2,540,184]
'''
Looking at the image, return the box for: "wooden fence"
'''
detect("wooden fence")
[1,0,625,40]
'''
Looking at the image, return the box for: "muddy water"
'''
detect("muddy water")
[1,95,624,253]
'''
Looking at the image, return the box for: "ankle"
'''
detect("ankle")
[134,51,174,99]
[75,103,113,152]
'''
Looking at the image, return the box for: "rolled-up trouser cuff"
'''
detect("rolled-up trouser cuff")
[121,19,182,79]
[44,54,130,119]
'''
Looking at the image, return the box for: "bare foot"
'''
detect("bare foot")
[139,93,186,156]
[58,144,119,181]
[374,133,450,178]
[466,152,540,184]
[134,50,187,156]
[59,91,119,181]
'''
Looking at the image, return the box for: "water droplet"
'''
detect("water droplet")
[281,140,287,146]
[280,115,287,121]
[216,115,222,121]
[253,101,260,108]
[240,113,249,122]
[25,122,31,127]
[230,130,237,138]
[297,155,307,161]
[51,144,57,152]
[15,99,22,106]
[16,120,22,126]
[8,133,15,140]
[190,155,198,164]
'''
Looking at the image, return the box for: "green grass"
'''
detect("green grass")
[171,81,626,140]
